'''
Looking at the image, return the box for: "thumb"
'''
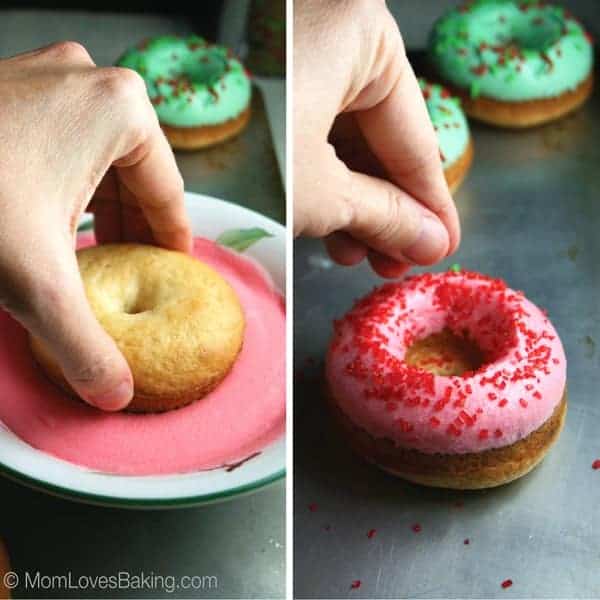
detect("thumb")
[334,159,450,266]
[23,254,133,411]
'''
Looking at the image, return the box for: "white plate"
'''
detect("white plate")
[0,192,286,509]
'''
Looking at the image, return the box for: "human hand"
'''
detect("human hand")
[294,0,460,277]
[0,41,191,410]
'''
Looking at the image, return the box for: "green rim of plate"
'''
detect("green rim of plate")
[0,459,285,509]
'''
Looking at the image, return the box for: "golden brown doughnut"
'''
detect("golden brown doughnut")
[162,106,251,151]
[30,243,245,413]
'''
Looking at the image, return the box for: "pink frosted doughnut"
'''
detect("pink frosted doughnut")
[326,270,567,488]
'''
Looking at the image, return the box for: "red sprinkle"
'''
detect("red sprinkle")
[471,64,488,76]
[501,579,513,589]
[592,460,600,470]
[351,580,362,590]
[463,538,470,545]
[411,524,422,533]
[447,423,462,437]
[308,503,318,512]
[367,529,377,539]
[519,398,528,408]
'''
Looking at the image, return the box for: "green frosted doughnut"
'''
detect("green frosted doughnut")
[428,0,593,101]
[117,35,252,127]
[420,79,470,169]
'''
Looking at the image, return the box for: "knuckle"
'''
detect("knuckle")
[97,66,147,101]
[97,67,153,140]
[44,40,92,63]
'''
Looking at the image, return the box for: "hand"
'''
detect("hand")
[294,0,460,277]
[0,41,191,410]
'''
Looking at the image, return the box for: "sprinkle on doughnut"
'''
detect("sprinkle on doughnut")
[419,79,470,169]
[429,0,593,101]
[326,271,566,455]
[117,35,251,128]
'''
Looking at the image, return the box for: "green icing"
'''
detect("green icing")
[428,0,593,101]
[419,79,470,168]
[117,35,252,127]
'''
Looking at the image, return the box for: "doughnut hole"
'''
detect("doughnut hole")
[92,275,162,317]
[122,296,153,315]
[468,7,563,51]
[147,44,226,87]
[403,289,518,377]
[405,328,485,376]
[508,14,563,51]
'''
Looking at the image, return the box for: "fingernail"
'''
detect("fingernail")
[403,215,449,265]
[87,379,133,411]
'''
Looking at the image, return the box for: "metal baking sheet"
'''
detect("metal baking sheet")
[175,89,285,223]
[0,9,284,600]
[294,56,600,600]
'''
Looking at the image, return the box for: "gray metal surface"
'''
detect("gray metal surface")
[175,90,284,222]
[0,9,285,600]
[294,64,600,600]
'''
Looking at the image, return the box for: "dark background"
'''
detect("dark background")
[0,2,224,39]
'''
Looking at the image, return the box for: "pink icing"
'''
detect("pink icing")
[326,271,566,454]
[0,236,285,475]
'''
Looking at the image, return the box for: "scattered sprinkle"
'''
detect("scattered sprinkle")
[367,529,377,539]
[584,335,596,358]
[351,580,361,590]
[463,538,470,545]
[449,263,461,273]
[308,503,318,512]
[411,524,422,533]
[501,579,513,589]
[566,244,579,262]
[592,460,600,470]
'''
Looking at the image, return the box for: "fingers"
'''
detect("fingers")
[353,45,460,255]
[88,172,122,244]
[336,160,450,266]
[85,67,191,253]
[324,232,410,279]
[90,170,156,246]
[112,106,192,253]
[324,232,367,266]
[367,251,411,279]
[22,252,133,411]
